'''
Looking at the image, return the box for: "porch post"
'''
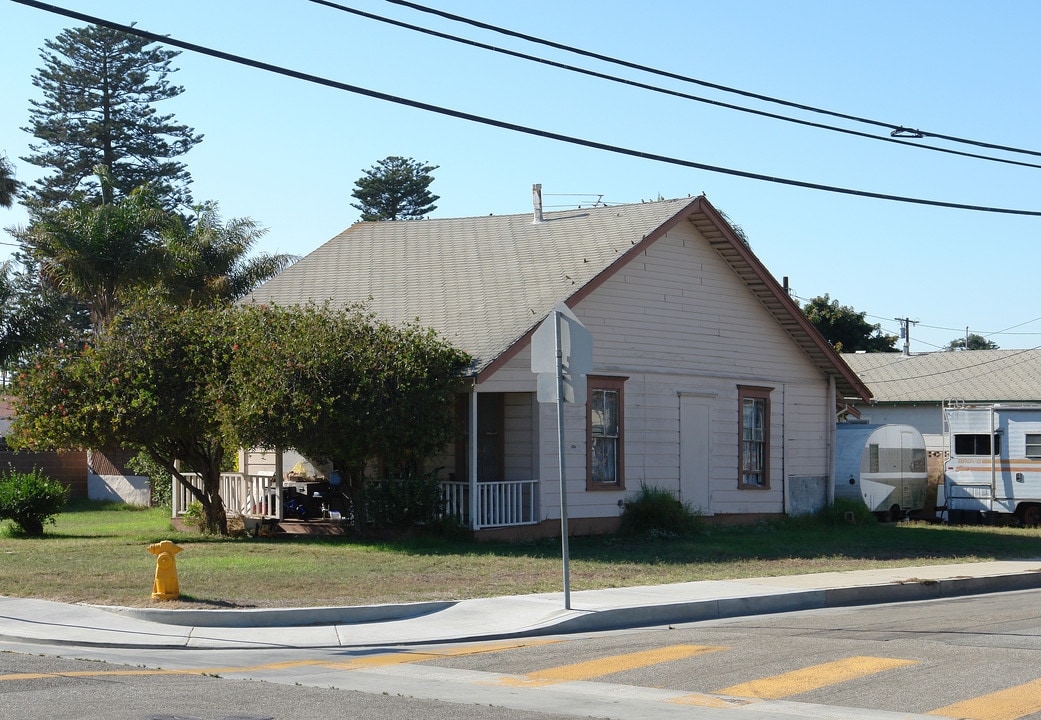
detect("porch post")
[170,459,180,519]
[274,448,284,520]
[469,383,479,530]
[827,376,836,507]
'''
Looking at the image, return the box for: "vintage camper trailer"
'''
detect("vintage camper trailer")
[939,403,1041,525]
[835,423,928,520]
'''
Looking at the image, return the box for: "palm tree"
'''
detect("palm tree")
[0,154,22,209]
[163,202,295,307]
[14,167,170,337]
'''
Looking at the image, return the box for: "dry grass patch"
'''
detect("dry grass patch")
[1,500,1040,608]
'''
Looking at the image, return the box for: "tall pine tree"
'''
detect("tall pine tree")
[350,156,439,221]
[23,24,202,210]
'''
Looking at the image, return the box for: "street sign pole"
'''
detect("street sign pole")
[531,303,591,611]
[554,310,571,610]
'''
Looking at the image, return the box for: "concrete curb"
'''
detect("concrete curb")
[94,599,457,628]
[532,571,1041,638]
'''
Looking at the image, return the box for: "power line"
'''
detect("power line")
[307,0,1041,171]
[792,294,1041,350]
[385,0,1041,161]
[14,0,1041,218]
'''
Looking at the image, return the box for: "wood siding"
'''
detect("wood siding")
[487,220,833,521]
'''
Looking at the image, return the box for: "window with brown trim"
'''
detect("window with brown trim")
[587,376,626,489]
[738,385,771,489]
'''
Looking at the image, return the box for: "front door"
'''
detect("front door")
[456,392,504,482]
[680,395,711,513]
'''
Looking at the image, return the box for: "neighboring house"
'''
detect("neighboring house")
[841,350,1041,443]
[841,350,1041,487]
[245,194,870,538]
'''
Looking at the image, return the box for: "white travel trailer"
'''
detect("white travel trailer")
[834,423,928,520]
[939,403,1041,525]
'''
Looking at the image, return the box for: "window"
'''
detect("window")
[738,386,771,489]
[953,433,999,456]
[587,376,626,489]
[1026,434,1041,458]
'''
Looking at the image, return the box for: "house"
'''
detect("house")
[841,349,1041,482]
[244,194,870,538]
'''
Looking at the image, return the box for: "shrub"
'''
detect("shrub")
[816,498,878,526]
[366,470,444,530]
[127,451,172,508]
[180,500,206,531]
[619,483,701,538]
[0,468,70,537]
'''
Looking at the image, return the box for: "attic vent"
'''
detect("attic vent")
[532,183,544,224]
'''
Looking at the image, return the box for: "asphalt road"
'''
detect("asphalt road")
[3,589,1041,720]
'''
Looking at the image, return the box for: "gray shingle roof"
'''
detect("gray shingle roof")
[841,350,1041,403]
[247,199,692,369]
[245,196,869,399]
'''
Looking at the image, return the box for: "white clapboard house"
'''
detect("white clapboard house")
[240,193,870,538]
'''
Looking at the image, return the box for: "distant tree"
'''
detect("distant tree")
[350,156,439,221]
[945,333,999,351]
[12,167,171,337]
[162,202,295,307]
[0,154,22,208]
[0,258,88,370]
[802,294,898,352]
[23,24,201,209]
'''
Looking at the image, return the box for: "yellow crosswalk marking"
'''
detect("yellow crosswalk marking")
[716,656,918,699]
[496,644,727,687]
[929,678,1041,720]
[0,639,560,681]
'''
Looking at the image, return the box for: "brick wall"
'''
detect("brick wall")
[0,450,88,499]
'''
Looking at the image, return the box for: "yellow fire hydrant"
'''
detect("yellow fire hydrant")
[148,540,183,601]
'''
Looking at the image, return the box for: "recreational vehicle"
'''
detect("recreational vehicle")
[834,423,928,520]
[940,403,1041,525]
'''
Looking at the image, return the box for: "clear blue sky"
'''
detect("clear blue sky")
[2,0,1040,352]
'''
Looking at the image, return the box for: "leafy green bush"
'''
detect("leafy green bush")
[0,468,70,537]
[180,500,206,531]
[619,483,701,538]
[366,470,444,530]
[127,451,172,508]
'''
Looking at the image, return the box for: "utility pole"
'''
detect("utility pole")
[895,317,918,355]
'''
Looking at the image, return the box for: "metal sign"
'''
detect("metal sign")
[532,303,592,403]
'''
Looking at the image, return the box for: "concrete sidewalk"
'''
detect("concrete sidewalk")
[1,560,1039,650]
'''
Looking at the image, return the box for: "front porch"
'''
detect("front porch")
[171,389,543,533]
[172,472,539,531]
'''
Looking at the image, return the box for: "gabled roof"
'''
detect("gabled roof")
[842,350,1041,403]
[246,195,870,400]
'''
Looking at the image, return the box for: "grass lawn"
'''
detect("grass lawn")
[2,500,1040,608]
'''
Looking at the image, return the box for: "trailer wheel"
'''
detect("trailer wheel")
[888,504,902,523]
[1018,504,1041,527]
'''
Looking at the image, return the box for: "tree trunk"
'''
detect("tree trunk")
[201,467,228,535]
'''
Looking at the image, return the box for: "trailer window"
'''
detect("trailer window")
[953,433,999,456]
[868,444,879,473]
[1026,434,1041,458]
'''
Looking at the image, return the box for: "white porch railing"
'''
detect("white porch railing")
[173,473,536,529]
[441,479,538,529]
[172,472,282,519]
